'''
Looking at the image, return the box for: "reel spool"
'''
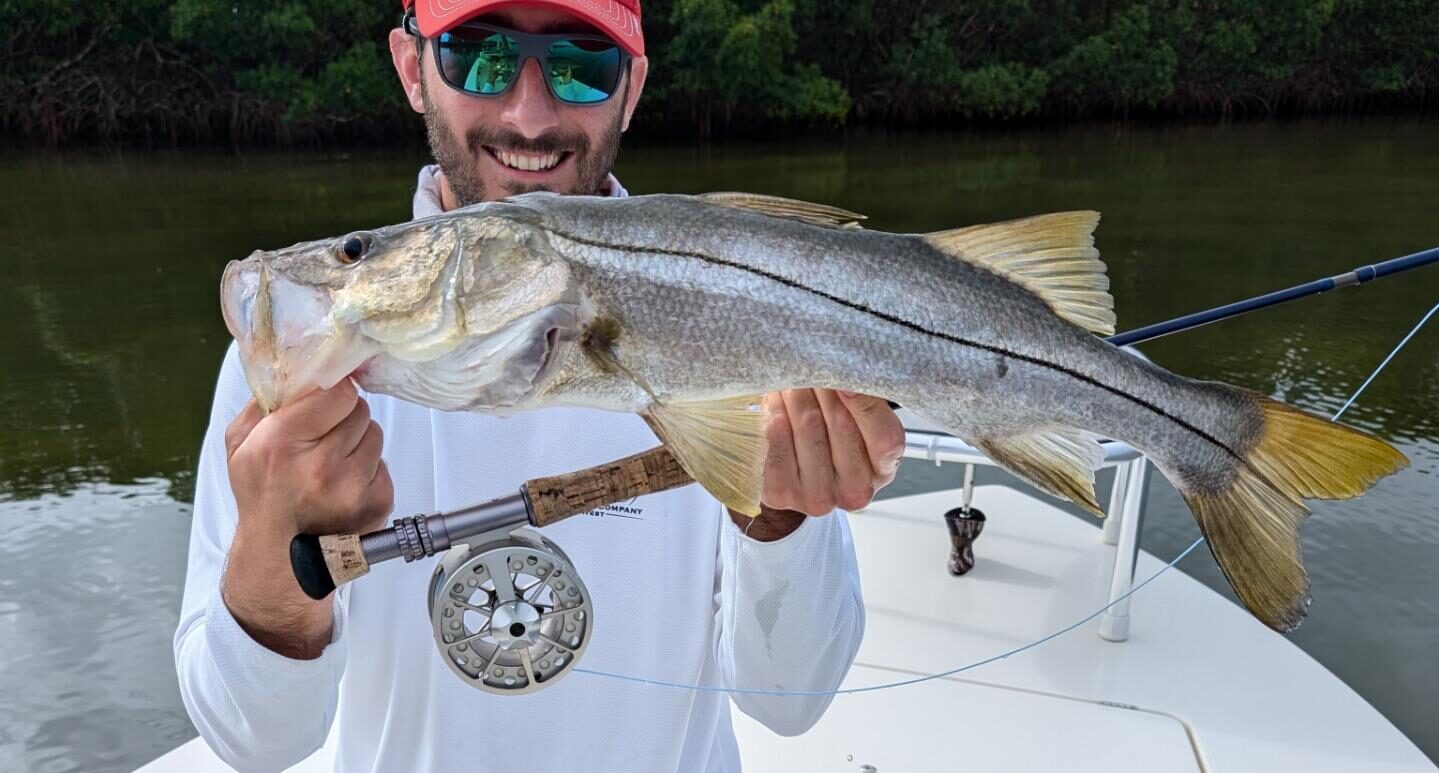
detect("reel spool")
[428,528,593,694]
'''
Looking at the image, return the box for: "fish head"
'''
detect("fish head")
[221,202,586,412]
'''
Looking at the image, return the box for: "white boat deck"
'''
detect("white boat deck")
[733,486,1435,772]
[140,485,1436,772]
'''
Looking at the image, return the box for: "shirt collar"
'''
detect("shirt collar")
[412,164,628,220]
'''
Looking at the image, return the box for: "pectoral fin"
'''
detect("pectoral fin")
[642,396,769,516]
[974,428,1106,517]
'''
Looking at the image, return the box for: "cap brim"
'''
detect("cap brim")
[415,0,643,56]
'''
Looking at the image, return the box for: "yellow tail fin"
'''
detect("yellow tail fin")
[1182,398,1408,632]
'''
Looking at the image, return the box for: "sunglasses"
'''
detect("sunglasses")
[404,13,631,106]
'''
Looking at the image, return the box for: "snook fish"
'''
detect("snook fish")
[220,192,1408,632]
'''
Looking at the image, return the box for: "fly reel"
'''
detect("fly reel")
[427,528,593,694]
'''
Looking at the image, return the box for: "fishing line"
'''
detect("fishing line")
[577,536,1209,696]
[1335,300,1439,421]
[575,298,1438,697]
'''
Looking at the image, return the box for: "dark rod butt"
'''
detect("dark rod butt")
[290,534,338,600]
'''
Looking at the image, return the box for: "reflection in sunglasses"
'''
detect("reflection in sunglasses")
[436,23,627,105]
[464,58,513,94]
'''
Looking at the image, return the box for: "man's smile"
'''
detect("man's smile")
[483,145,573,175]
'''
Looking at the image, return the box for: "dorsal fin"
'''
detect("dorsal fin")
[698,192,866,229]
[924,211,1115,336]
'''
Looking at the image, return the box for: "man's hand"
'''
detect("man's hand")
[729,389,904,541]
[220,380,394,659]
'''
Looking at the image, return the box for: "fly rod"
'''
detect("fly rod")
[1105,245,1439,347]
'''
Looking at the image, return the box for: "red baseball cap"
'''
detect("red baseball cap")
[404,0,644,56]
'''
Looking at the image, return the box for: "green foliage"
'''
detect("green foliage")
[169,0,402,122]
[871,14,1050,119]
[954,64,1051,118]
[1051,4,1177,108]
[1324,0,1439,95]
[1,0,1435,145]
[664,0,848,131]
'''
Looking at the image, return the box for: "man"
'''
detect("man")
[174,0,906,770]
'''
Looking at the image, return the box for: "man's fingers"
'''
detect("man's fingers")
[224,399,266,459]
[815,389,877,511]
[363,461,396,531]
[352,420,386,482]
[762,393,800,509]
[273,379,360,442]
[837,391,905,483]
[782,389,836,514]
[328,396,373,458]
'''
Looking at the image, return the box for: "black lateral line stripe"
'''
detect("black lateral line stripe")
[553,230,1241,461]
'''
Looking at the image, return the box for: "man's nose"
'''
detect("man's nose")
[499,58,560,139]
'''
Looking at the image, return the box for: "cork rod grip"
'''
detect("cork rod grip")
[524,445,694,526]
[290,532,367,600]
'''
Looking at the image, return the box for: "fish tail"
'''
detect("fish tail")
[918,385,1407,632]
[1159,391,1407,632]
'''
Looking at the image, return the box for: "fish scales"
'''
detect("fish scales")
[539,195,1244,459]
[219,191,1408,632]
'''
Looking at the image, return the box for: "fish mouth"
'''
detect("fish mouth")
[221,257,376,410]
[220,259,263,352]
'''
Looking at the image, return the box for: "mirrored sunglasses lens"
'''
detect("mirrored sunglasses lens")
[439,29,519,94]
[546,40,623,103]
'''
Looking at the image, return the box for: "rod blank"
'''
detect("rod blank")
[1106,245,1439,348]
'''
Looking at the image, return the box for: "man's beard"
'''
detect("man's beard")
[421,78,624,206]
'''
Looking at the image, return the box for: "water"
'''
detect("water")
[1,120,1435,771]
[0,482,195,773]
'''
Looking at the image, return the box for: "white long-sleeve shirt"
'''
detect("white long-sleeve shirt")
[173,168,866,773]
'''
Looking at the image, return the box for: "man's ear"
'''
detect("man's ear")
[389,27,426,113]
[620,55,648,133]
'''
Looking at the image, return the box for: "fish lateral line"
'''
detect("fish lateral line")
[545,228,1243,462]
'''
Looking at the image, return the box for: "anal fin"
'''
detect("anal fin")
[642,396,769,516]
[974,428,1105,517]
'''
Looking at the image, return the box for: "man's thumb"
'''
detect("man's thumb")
[223,399,266,459]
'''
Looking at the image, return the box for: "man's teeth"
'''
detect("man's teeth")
[495,149,562,172]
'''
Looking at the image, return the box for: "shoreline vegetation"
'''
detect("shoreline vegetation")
[3,0,1435,148]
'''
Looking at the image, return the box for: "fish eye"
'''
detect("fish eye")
[337,232,373,264]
